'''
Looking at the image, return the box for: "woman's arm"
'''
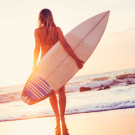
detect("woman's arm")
[57,27,84,69]
[33,29,40,71]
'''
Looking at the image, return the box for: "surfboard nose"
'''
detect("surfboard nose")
[106,11,110,15]
[101,10,110,18]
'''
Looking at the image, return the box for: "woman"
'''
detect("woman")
[33,9,84,121]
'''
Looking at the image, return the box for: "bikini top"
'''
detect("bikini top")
[39,27,56,46]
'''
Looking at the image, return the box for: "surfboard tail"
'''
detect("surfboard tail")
[21,75,54,105]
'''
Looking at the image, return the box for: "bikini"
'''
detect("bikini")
[39,27,56,46]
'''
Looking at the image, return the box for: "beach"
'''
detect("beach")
[0,108,135,135]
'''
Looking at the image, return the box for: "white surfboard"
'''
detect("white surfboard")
[22,11,110,105]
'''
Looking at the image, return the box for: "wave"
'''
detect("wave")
[0,73,135,103]
[66,73,135,92]
[1,100,135,122]
[115,72,135,79]
[0,91,21,103]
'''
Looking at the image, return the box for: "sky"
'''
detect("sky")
[0,0,135,87]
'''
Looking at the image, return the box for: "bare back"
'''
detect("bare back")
[36,26,58,59]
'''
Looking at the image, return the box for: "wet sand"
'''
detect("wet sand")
[0,108,135,135]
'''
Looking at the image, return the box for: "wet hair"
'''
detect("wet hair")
[38,8,56,40]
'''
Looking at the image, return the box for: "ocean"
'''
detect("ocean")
[0,68,135,122]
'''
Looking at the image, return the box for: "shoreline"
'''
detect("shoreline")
[1,107,135,123]
[0,108,135,135]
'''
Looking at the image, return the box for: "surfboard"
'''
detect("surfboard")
[21,11,110,105]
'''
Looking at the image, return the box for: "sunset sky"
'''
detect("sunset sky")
[0,0,135,86]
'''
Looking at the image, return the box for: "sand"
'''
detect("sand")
[0,108,135,135]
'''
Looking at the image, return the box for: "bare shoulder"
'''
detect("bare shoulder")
[34,28,41,40]
[56,27,64,38]
[56,27,63,33]
[34,28,41,43]
[34,28,40,35]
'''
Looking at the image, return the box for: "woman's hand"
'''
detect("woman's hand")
[76,59,84,69]
[32,65,38,72]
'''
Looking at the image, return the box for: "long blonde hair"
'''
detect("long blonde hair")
[38,9,56,40]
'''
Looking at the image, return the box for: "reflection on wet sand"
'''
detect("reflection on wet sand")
[61,120,70,135]
[54,120,61,135]
[54,120,70,135]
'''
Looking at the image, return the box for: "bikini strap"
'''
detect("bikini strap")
[37,29,41,43]
[54,27,56,45]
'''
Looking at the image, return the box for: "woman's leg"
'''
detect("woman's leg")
[49,93,59,120]
[58,86,66,119]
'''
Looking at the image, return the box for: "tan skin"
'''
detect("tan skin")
[33,26,84,120]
